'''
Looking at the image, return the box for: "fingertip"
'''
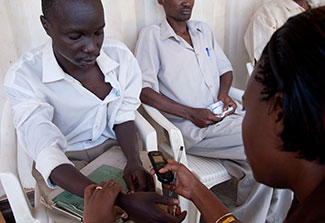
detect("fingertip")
[172,198,179,204]
[121,213,128,219]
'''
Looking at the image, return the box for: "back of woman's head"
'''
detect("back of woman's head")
[256,6,325,164]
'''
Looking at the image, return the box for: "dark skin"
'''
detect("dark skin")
[157,159,240,223]
[294,0,311,10]
[40,0,185,222]
[141,0,236,129]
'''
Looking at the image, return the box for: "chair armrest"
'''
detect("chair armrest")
[134,111,158,152]
[142,104,187,165]
[0,102,36,222]
[229,87,244,102]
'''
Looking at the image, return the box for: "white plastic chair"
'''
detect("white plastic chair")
[142,86,244,223]
[0,101,158,223]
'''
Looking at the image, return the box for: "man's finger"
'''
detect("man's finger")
[123,174,135,193]
[176,211,187,222]
[222,102,228,111]
[134,171,149,192]
[147,173,156,192]
[154,194,179,206]
[114,206,128,219]
[210,115,222,122]
[158,209,187,223]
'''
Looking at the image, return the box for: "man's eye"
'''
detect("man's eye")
[95,29,104,36]
[69,35,81,40]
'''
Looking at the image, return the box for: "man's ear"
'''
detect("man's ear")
[272,92,284,137]
[40,15,51,36]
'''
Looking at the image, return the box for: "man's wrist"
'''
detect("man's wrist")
[218,92,229,98]
[183,106,194,121]
[115,193,128,207]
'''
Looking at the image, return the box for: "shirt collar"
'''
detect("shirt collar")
[96,50,120,89]
[42,41,66,83]
[161,19,180,41]
[42,41,120,85]
[160,19,202,41]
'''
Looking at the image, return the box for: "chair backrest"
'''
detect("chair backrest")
[0,102,40,222]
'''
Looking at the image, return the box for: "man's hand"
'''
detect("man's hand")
[217,93,236,117]
[83,180,127,223]
[187,108,222,128]
[123,162,155,193]
[116,192,186,223]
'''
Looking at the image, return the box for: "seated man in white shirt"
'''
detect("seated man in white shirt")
[135,0,293,222]
[244,0,325,65]
[3,0,185,222]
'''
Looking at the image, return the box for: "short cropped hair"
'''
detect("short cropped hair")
[41,0,58,19]
[256,7,325,164]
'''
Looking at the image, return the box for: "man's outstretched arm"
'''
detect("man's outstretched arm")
[141,87,221,128]
[114,121,155,192]
[50,165,95,197]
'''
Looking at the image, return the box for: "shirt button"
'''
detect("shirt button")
[208,85,212,88]
[94,124,99,129]
[196,53,199,56]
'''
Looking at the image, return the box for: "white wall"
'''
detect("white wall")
[0,0,266,197]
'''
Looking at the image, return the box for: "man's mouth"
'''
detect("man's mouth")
[82,56,98,64]
[180,7,192,15]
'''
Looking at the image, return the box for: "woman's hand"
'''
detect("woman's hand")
[116,192,186,223]
[156,159,201,200]
[83,180,126,223]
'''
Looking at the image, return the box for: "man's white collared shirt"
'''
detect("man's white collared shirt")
[4,38,142,188]
[135,20,233,148]
[244,0,325,65]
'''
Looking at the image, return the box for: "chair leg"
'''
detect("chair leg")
[187,201,201,223]
[179,196,202,223]
[34,185,50,223]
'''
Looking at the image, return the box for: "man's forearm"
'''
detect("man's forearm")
[50,164,95,197]
[219,71,233,96]
[141,87,192,120]
[114,121,141,164]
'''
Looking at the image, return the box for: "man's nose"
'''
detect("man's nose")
[182,0,192,6]
[82,38,97,54]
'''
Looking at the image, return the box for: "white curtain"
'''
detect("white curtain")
[0,0,268,196]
